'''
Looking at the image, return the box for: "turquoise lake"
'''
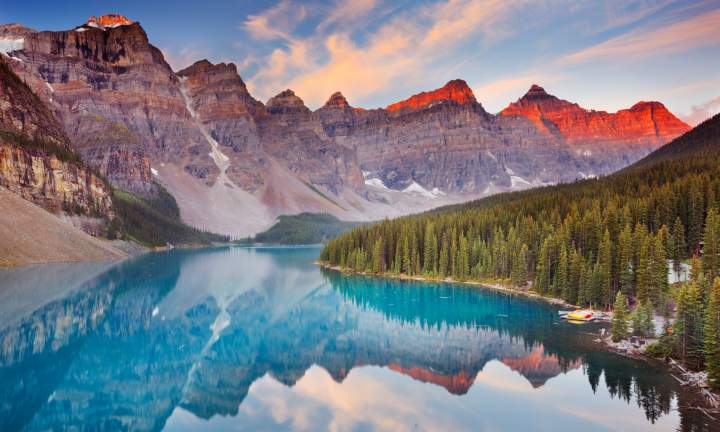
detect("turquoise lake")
[0,246,716,431]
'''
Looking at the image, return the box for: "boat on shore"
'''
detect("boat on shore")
[559,309,609,323]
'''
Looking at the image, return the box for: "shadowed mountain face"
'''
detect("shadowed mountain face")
[0,16,690,236]
[0,247,715,431]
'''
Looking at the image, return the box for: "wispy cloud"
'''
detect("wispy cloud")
[243,0,308,42]
[244,0,534,108]
[235,0,716,115]
[559,8,720,64]
[317,0,379,31]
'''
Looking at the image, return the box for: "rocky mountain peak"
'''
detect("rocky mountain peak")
[266,89,309,114]
[86,14,134,29]
[522,84,553,100]
[177,59,241,78]
[323,92,350,108]
[386,79,477,112]
[0,23,36,38]
[629,101,667,112]
[501,85,573,117]
[177,59,214,75]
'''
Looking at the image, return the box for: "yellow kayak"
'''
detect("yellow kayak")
[561,309,596,322]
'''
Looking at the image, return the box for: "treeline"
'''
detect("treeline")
[322,158,720,309]
[321,115,720,383]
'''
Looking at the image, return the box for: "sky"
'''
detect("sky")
[2,0,719,124]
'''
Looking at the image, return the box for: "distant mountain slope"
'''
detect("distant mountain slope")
[246,213,362,245]
[0,187,126,266]
[628,113,720,168]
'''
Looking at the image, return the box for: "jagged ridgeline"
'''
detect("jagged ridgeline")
[321,113,720,310]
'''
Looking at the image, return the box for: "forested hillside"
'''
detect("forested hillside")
[240,213,360,245]
[321,114,720,385]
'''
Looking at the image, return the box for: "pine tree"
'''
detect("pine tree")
[618,225,633,296]
[402,234,411,274]
[651,234,668,307]
[535,237,553,295]
[674,281,705,369]
[612,291,629,343]
[632,301,655,337]
[568,248,582,305]
[636,230,652,303]
[703,208,720,280]
[457,234,470,280]
[439,232,449,277]
[512,244,529,287]
[672,217,686,273]
[393,240,402,273]
[556,244,569,300]
[705,278,720,391]
[423,222,437,275]
[641,301,655,337]
[598,229,613,306]
[372,237,385,273]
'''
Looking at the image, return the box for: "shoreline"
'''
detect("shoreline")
[317,261,720,411]
[316,261,582,309]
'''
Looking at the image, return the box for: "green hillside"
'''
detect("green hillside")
[242,213,361,245]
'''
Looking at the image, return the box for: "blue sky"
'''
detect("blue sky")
[2,0,719,123]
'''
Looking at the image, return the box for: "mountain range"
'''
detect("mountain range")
[0,15,691,240]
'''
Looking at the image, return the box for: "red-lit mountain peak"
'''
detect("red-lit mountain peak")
[500,85,690,146]
[86,14,134,29]
[386,79,477,112]
[323,91,351,108]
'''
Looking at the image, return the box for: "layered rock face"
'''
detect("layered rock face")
[500,85,690,172]
[257,88,363,194]
[0,57,112,216]
[177,60,265,191]
[318,80,578,193]
[3,19,214,195]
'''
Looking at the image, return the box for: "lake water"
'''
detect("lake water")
[0,246,716,431]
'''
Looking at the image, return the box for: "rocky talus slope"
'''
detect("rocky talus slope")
[0,16,691,237]
[0,187,126,266]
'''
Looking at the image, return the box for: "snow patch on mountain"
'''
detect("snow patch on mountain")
[510,176,533,189]
[179,79,230,170]
[403,181,444,198]
[364,177,389,190]
[0,38,24,54]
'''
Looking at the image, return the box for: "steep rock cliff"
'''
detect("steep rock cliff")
[0,57,112,215]
[3,20,215,195]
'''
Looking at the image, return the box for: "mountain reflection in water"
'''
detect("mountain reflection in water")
[0,246,716,431]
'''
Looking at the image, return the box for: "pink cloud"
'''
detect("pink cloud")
[681,95,720,125]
